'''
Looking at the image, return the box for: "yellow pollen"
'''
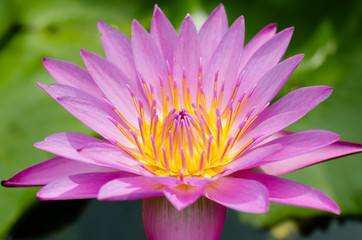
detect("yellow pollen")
[112,67,258,179]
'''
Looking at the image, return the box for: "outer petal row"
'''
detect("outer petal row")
[228,129,340,172]
[43,58,103,100]
[98,20,138,83]
[34,132,140,173]
[238,171,340,214]
[37,172,134,200]
[1,156,114,187]
[237,86,333,147]
[260,140,362,176]
[37,83,135,149]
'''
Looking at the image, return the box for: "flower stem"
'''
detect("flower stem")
[142,196,226,240]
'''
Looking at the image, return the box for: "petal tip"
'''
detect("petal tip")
[36,191,47,200]
[37,82,47,89]
[131,19,144,34]
[153,4,161,14]
[296,53,305,60]
[42,57,50,65]
[268,23,277,29]
[132,19,140,27]
[80,49,97,62]
[184,14,192,22]
[217,3,225,9]
[333,207,341,215]
[33,141,43,148]
[1,180,10,187]
[97,20,106,32]
[279,26,294,37]
[79,48,88,57]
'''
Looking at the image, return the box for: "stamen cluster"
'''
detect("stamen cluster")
[109,62,264,178]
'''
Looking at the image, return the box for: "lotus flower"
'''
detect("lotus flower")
[3,4,362,239]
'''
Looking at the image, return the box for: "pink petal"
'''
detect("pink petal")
[255,86,333,126]
[183,177,215,186]
[34,132,140,173]
[260,141,362,176]
[238,23,277,73]
[199,4,228,69]
[98,20,138,83]
[172,15,199,104]
[238,110,312,148]
[143,196,226,240]
[225,144,282,175]
[77,141,142,173]
[257,130,340,162]
[231,54,304,131]
[239,86,333,146]
[131,20,168,101]
[236,27,294,100]
[43,58,103,99]
[80,49,146,124]
[142,174,182,186]
[38,83,133,147]
[98,176,164,200]
[238,170,340,214]
[150,5,178,69]
[2,156,113,187]
[247,54,303,113]
[37,171,132,200]
[204,176,269,213]
[203,16,245,108]
[163,185,205,210]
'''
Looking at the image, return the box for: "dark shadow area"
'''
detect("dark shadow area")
[6,200,89,239]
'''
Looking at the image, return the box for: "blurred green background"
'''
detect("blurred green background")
[1,0,362,239]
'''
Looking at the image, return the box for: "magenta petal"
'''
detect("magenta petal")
[237,23,277,73]
[98,20,138,83]
[204,176,269,213]
[98,176,164,200]
[163,185,205,210]
[239,86,333,146]
[257,130,340,162]
[131,20,168,100]
[236,27,294,99]
[43,58,103,99]
[151,5,178,69]
[253,86,333,128]
[199,4,228,69]
[143,197,226,240]
[34,132,140,173]
[231,54,304,132]
[173,15,199,104]
[260,141,362,176]
[225,144,282,175]
[38,83,133,147]
[203,15,245,108]
[80,49,144,123]
[183,177,215,186]
[2,156,113,187]
[239,171,340,214]
[142,175,182,186]
[37,171,131,200]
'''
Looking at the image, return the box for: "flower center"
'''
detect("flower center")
[109,62,262,179]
